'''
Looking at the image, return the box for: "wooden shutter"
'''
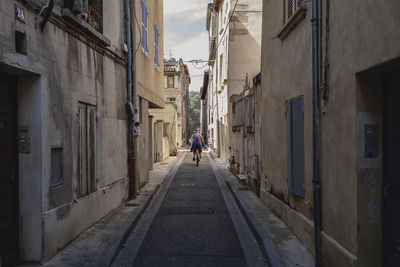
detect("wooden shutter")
[77,103,96,197]
[164,76,168,88]
[286,96,305,198]
[78,104,88,197]
[88,106,96,193]
[174,75,179,88]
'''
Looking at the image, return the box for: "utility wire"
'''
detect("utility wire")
[215,0,239,52]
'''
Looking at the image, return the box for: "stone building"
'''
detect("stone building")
[0,0,164,265]
[259,0,400,266]
[206,0,262,162]
[230,73,261,193]
[200,71,210,144]
[131,0,164,190]
[149,58,190,162]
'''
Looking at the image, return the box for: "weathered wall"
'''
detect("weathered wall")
[150,102,178,158]
[0,0,129,262]
[260,0,400,265]
[213,0,262,163]
[133,0,164,191]
[134,0,164,109]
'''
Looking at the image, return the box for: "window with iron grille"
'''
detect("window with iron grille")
[141,0,149,53]
[78,103,96,198]
[286,0,304,22]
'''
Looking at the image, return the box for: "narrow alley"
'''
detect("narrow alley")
[113,152,264,266]
[1,0,399,266]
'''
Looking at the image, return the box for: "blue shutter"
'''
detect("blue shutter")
[141,0,145,50]
[287,96,305,198]
[145,3,148,53]
[154,24,159,66]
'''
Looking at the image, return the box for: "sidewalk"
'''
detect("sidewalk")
[43,154,183,267]
[209,152,314,267]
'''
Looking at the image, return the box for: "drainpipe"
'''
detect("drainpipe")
[214,8,221,157]
[311,0,322,266]
[124,0,136,198]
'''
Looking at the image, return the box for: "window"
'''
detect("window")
[167,97,176,102]
[78,103,96,198]
[51,147,63,188]
[141,0,148,53]
[167,76,174,88]
[163,122,169,137]
[286,96,305,198]
[82,0,103,33]
[154,24,159,67]
[286,0,304,22]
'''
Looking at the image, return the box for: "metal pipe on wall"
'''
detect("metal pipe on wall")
[124,0,136,198]
[311,0,322,265]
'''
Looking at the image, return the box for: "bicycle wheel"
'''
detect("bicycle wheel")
[196,154,200,167]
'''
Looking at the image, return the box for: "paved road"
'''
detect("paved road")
[134,153,246,266]
[113,152,265,267]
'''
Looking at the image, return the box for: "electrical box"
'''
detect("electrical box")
[364,124,379,159]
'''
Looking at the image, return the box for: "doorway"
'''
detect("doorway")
[382,72,400,266]
[0,72,18,266]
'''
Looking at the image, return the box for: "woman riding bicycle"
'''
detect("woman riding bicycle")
[190,129,204,161]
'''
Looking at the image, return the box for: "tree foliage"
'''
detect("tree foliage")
[188,91,201,135]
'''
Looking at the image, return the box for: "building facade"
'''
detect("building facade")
[206,0,262,162]
[0,0,130,264]
[149,58,190,162]
[132,0,164,190]
[259,0,400,266]
[200,71,210,144]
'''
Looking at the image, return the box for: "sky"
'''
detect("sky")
[164,0,210,92]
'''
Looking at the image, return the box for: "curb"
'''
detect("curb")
[111,152,187,266]
[95,152,185,267]
[209,152,285,267]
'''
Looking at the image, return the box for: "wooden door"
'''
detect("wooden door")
[0,73,18,266]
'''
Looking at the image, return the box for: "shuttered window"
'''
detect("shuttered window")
[286,0,304,22]
[154,23,159,67]
[286,96,305,198]
[141,0,149,53]
[78,103,96,198]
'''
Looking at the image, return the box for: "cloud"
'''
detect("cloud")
[164,0,210,19]
[163,0,210,91]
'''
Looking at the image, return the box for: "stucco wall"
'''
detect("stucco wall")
[260,0,400,265]
[0,0,129,262]
[134,0,164,109]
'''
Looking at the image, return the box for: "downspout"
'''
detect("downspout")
[311,0,322,266]
[124,0,135,198]
[214,7,221,157]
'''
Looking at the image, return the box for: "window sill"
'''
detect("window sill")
[61,8,111,47]
[277,7,307,41]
